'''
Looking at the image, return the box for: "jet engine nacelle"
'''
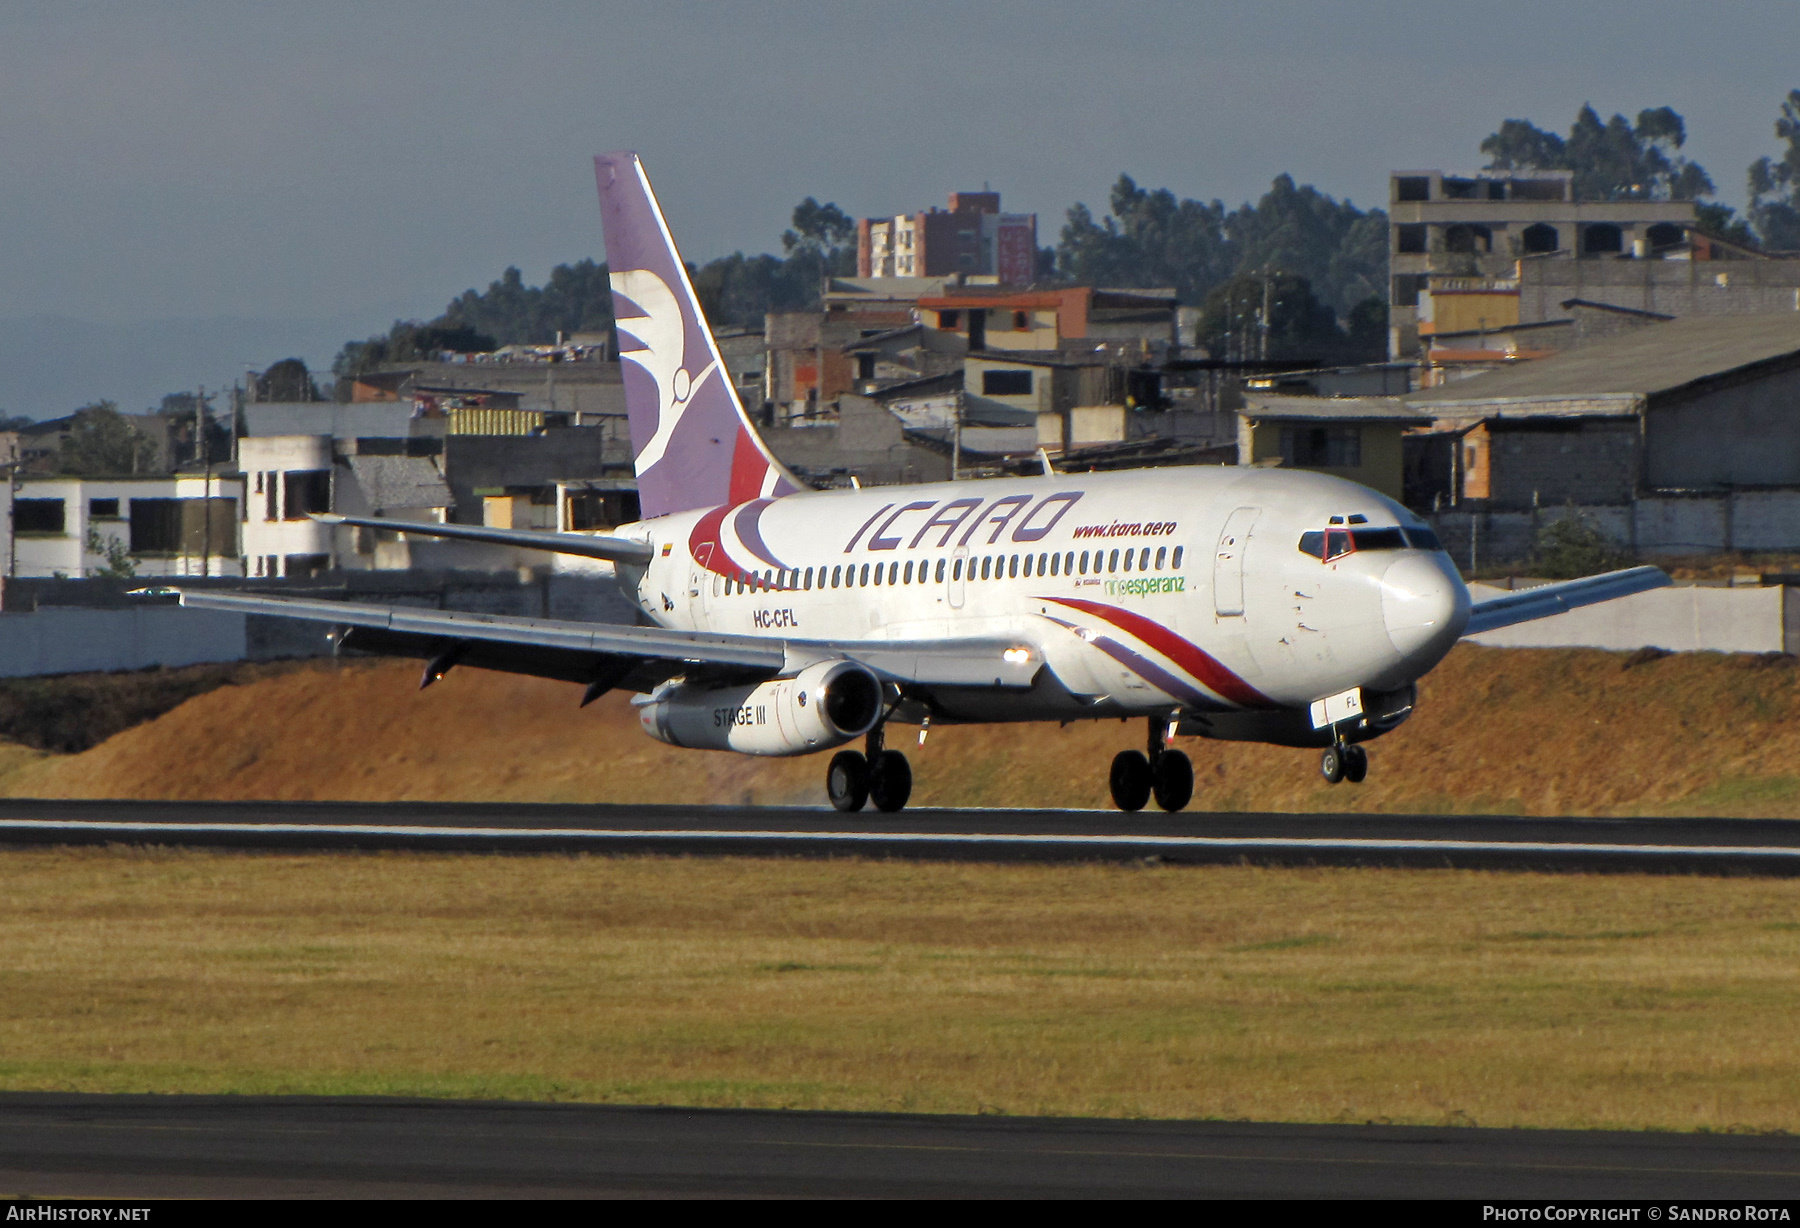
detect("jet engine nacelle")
[634,659,884,756]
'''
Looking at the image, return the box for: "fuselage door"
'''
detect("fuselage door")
[691,541,713,624]
[1213,506,1261,617]
[948,546,967,609]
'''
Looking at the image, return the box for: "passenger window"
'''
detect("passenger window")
[831,565,841,588]
[1009,554,1018,578]
[1109,549,1120,573]
[936,559,946,582]
[1039,552,1049,574]
[859,564,870,585]
[1155,547,1166,569]
[1171,546,1184,568]
[890,562,900,585]
[805,566,813,590]
[874,563,884,586]
[1122,550,1133,573]
[1050,553,1060,576]
[980,557,990,580]
[904,560,913,584]
[1139,548,1150,570]
[953,559,963,580]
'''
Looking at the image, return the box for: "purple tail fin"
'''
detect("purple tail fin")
[595,152,802,519]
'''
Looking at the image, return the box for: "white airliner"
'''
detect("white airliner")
[163,152,1668,813]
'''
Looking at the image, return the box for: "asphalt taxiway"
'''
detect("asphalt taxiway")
[3,1094,1799,1199]
[2,797,1799,874]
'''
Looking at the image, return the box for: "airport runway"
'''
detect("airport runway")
[4,1093,1800,1199]
[1,797,1799,874]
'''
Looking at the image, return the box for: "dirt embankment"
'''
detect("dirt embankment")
[3,645,1800,816]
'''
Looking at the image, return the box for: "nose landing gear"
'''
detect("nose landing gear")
[1320,741,1368,785]
[1110,717,1193,812]
[827,726,913,813]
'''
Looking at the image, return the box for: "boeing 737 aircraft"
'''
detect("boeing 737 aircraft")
[160,152,1669,813]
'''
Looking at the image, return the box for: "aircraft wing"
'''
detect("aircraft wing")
[312,514,654,566]
[1462,565,1672,636]
[153,590,1041,696]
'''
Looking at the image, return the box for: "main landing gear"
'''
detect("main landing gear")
[1319,740,1368,785]
[1110,717,1193,813]
[827,726,912,813]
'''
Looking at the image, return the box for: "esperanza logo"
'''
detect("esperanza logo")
[1105,576,1186,597]
[1072,521,1178,539]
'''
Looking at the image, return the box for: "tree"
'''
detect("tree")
[1533,508,1634,580]
[1056,176,1231,304]
[1479,104,1715,202]
[256,358,322,402]
[1054,174,1386,319]
[56,403,160,477]
[83,526,137,579]
[1196,272,1365,363]
[1748,89,1800,251]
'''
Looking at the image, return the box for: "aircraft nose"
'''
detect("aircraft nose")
[1381,553,1470,660]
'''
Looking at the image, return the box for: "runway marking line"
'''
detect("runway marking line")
[742,1138,1800,1178]
[1,819,1798,860]
[14,1118,1800,1179]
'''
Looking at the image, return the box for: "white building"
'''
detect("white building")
[2,474,242,579]
[239,434,454,575]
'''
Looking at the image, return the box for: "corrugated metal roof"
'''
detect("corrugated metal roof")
[1406,312,1800,406]
[1242,396,1425,422]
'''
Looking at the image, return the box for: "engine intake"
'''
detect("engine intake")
[634,659,883,757]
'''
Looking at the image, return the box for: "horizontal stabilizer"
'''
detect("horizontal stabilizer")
[311,514,653,565]
[1463,565,1672,636]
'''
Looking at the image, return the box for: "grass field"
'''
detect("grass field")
[5,847,1800,1131]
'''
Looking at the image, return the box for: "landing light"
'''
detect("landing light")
[1002,647,1032,664]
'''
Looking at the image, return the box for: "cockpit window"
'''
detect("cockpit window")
[1351,527,1407,552]
[1300,524,1441,560]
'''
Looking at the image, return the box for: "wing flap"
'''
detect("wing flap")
[1463,565,1672,636]
[157,590,1038,690]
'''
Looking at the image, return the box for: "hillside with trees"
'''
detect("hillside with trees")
[332,93,1800,376]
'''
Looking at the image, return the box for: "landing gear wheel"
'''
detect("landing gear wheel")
[868,749,913,813]
[1152,749,1194,812]
[1342,744,1368,784]
[827,750,869,812]
[1110,750,1152,812]
[1320,746,1346,785]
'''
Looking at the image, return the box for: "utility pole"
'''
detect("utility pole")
[951,388,964,480]
[1260,269,1272,363]
[196,386,211,579]
[6,438,18,581]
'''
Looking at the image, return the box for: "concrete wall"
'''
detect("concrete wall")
[1519,259,1800,324]
[1432,490,1800,566]
[1466,582,1785,653]
[1645,365,1800,489]
[0,606,248,678]
[1489,418,1638,509]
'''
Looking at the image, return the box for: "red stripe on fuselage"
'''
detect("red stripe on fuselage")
[1046,597,1275,709]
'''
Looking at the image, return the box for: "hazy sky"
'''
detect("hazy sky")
[2,0,1796,413]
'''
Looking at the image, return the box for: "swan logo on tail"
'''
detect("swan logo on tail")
[595,151,800,519]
